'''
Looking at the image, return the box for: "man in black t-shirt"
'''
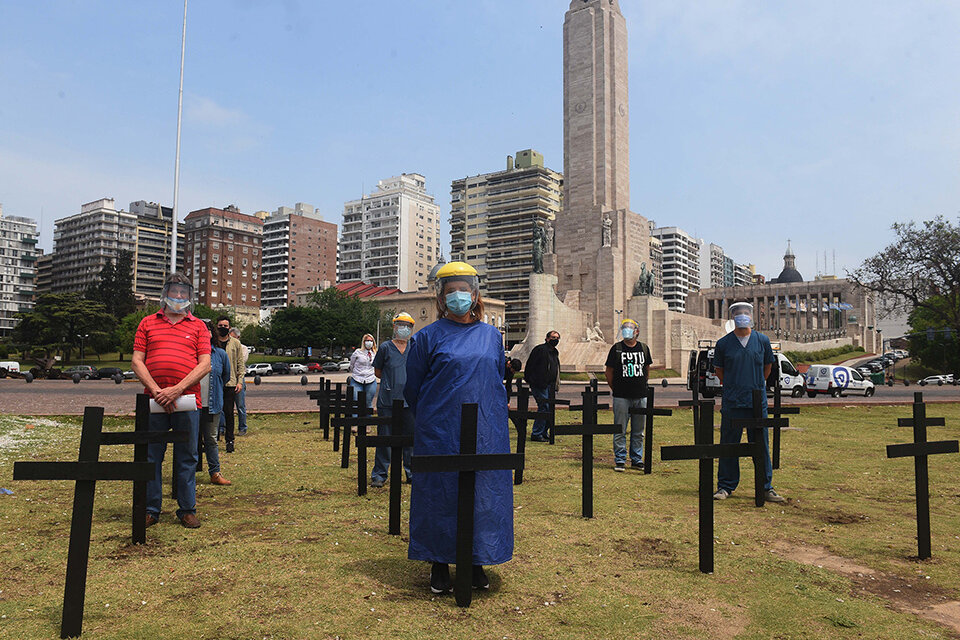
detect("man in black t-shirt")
[525,330,561,442]
[604,319,652,472]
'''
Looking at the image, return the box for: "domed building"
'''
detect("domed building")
[771,241,803,284]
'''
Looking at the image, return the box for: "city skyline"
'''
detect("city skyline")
[1,1,958,280]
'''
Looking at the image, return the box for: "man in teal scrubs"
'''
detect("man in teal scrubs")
[712,301,786,503]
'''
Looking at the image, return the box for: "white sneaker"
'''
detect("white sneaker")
[713,488,730,500]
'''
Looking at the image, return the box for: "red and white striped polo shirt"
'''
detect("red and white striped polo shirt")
[133,311,211,408]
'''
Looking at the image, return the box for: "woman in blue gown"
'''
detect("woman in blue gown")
[404,261,513,594]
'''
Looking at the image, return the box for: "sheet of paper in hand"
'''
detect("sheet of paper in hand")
[148,394,196,413]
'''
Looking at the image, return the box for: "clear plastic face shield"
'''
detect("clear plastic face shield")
[620,320,639,341]
[161,280,194,314]
[729,302,754,329]
[437,275,480,316]
[393,315,414,340]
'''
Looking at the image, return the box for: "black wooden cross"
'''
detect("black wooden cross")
[329,382,347,452]
[334,397,404,497]
[170,406,209,500]
[306,377,334,440]
[100,393,189,544]
[886,391,958,560]
[546,385,571,445]
[661,400,765,574]
[678,372,703,427]
[769,375,799,469]
[12,406,154,639]
[627,386,674,474]
[331,389,369,471]
[507,380,548,485]
[730,388,789,507]
[555,379,620,519]
[360,399,415,534]
[409,403,523,608]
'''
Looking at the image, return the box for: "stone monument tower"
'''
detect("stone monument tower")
[553,0,651,341]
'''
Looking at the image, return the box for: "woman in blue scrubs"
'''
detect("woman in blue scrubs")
[404,261,513,594]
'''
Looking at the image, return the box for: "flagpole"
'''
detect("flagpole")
[171,0,188,275]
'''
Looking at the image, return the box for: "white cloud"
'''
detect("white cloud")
[185,94,248,127]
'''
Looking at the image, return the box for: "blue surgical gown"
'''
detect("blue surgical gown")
[713,330,776,412]
[404,318,513,565]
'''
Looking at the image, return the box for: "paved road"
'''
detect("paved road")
[1,375,957,415]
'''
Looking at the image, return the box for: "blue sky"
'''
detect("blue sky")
[1,1,958,280]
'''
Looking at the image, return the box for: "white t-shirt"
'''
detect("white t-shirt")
[737,333,750,348]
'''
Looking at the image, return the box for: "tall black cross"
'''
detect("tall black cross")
[555,379,620,519]
[333,397,404,498]
[627,386,674,474]
[100,393,189,544]
[546,385,571,445]
[332,389,368,471]
[359,399,415,534]
[170,406,209,500]
[409,403,523,608]
[507,380,548,485]
[730,388,789,507]
[678,372,703,427]
[886,391,958,560]
[13,406,154,639]
[329,382,347,452]
[769,375,799,469]
[661,400,765,574]
[306,377,335,440]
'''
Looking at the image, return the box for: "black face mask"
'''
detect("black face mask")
[217,327,229,337]
[547,338,559,348]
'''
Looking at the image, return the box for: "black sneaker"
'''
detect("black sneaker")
[226,441,235,453]
[472,565,489,590]
[614,462,625,472]
[430,563,453,594]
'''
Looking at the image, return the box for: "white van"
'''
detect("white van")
[0,361,20,376]
[688,341,804,398]
[805,364,875,398]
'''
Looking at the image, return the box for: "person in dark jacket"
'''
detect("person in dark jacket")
[524,330,560,442]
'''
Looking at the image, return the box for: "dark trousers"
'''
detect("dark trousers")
[717,407,773,493]
[222,385,236,444]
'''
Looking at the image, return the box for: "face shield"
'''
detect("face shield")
[161,280,194,314]
[437,275,480,316]
[729,302,754,329]
[620,319,639,340]
[392,312,415,339]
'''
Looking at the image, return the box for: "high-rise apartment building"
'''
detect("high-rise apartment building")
[648,235,663,298]
[261,203,338,308]
[699,242,726,290]
[35,253,53,295]
[0,206,41,336]
[183,206,263,311]
[129,200,184,301]
[650,225,701,312]
[339,174,441,291]
[51,198,137,294]
[450,149,563,344]
[734,263,754,288]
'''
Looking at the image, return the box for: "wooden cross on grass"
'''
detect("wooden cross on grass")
[360,399,415,535]
[769,376,799,469]
[507,380,548,485]
[886,391,958,560]
[546,385,571,445]
[13,407,154,638]
[627,386,673,474]
[555,379,620,519]
[306,377,335,440]
[661,400,765,574]
[730,388,788,507]
[409,403,523,608]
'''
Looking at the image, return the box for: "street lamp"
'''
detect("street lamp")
[76,334,89,367]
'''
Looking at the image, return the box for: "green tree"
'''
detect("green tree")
[906,298,959,373]
[239,323,262,347]
[114,309,154,359]
[13,293,115,363]
[86,250,136,319]
[268,288,394,350]
[192,304,235,326]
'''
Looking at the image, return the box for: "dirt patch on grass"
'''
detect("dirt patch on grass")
[819,509,871,525]
[649,599,746,638]
[774,541,960,635]
[614,537,677,568]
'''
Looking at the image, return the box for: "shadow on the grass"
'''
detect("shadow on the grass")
[343,554,505,602]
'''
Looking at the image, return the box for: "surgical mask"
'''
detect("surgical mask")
[217,326,229,337]
[734,314,753,329]
[164,297,190,313]
[445,291,474,316]
[621,327,636,340]
[364,340,374,349]
[547,338,559,348]
[395,326,412,339]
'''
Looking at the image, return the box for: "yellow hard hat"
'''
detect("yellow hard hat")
[435,261,478,279]
[392,312,415,325]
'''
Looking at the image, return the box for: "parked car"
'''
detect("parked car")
[95,367,124,380]
[805,365,875,397]
[307,362,323,372]
[123,370,136,380]
[919,374,954,386]
[63,365,98,380]
[271,362,291,375]
[337,359,351,372]
[246,363,272,377]
[287,363,308,374]
[321,361,340,372]
[0,360,21,375]
[856,366,873,377]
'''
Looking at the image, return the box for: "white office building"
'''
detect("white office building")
[650,225,701,312]
[0,205,41,336]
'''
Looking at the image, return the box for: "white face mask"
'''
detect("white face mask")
[364,341,374,350]
[164,297,190,313]
[395,326,412,339]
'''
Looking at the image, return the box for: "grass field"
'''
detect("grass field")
[1,403,959,639]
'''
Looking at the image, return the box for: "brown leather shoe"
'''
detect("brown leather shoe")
[210,472,232,486]
[145,514,159,528]
[179,513,201,529]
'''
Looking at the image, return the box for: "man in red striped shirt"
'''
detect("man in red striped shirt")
[132,273,211,529]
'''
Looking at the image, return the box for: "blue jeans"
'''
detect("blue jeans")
[717,407,773,493]
[235,382,248,433]
[612,396,646,465]
[202,411,221,474]
[147,409,199,518]
[371,404,413,483]
[530,386,550,440]
[349,378,378,411]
